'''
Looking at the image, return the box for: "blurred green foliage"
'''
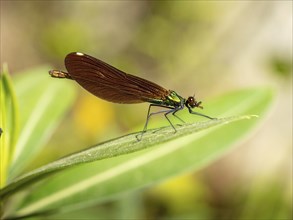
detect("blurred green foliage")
[41,20,91,61]
[1,68,276,219]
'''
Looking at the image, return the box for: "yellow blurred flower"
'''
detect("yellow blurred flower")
[148,174,209,215]
[73,94,115,138]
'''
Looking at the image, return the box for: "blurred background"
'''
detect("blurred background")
[1,1,292,219]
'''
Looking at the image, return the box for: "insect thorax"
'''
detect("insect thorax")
[163,90,184,107]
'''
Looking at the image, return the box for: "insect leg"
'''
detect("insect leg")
[136,104,174,141]
[164,107,184,133]
[172,106,185,124]
[187,107,216,120]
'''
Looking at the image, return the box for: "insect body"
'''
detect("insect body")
[49,52,215,140]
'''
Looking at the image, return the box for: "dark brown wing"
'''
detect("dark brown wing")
[65,52,169,104]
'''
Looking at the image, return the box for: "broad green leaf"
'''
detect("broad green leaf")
[8,67,76,180]
[7,87,273,218]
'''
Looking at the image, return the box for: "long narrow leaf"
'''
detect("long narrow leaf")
[0,115,250,199]
[0,66,20,187]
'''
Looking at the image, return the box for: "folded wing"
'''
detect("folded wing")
[65,52,169,104]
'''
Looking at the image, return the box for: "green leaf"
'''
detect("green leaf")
[0,65,20,187]
[0,115,252,198]
[8,67,76,180]
[4,87,274,218]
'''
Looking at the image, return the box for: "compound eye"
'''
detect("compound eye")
[187,96,193,102]
[187,96,196,107]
